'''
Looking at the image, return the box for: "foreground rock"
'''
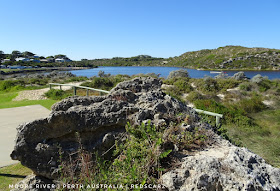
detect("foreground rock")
[160,133,280,190]
[10,77,197,180]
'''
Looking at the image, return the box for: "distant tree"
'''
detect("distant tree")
[54,54,69,59]
[46,56,54,59]
[22,51,35,58]
[11,50,22,58]
[0,51,4,60]
[40,56,45,59]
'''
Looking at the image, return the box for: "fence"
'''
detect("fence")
[194,108,223,127]
[49,83,109,96]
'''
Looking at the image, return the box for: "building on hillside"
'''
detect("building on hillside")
[33,55,39,58]
[40,59,49,63]
[2,59,11,63]
[55,58,72,63]
[16,57,30,62]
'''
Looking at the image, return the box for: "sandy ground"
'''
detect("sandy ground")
[0,105,50,167]
[13,82,84,101]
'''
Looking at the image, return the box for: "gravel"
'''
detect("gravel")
[13,82,84,101]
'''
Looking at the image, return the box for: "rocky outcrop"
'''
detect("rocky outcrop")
[160,134,280,191]
[10,77,280,190]
[10,77,197,180]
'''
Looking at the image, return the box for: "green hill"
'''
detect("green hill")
[167,46,280,70]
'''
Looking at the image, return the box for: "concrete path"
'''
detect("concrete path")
[0,105,50,167]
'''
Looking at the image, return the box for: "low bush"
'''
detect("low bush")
[44,89,72,100]
[186,91,204,102]
[239,82,252,91]
[83,75,129,91]
[173,79,193,93]
[59,122,173,187]
[167,69,189,79]
[236,95,266,113]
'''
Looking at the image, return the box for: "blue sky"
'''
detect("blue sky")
[1,0,280,60]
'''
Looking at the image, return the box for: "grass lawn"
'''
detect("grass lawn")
[0,92,57,110]
[0,163,32,191]
[225,109,280,167]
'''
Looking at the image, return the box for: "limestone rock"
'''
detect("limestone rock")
[11,77,197,179]
[160,135,280,191]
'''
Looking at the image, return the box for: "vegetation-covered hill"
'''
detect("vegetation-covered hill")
[167,45,280,70]
[75,55,165,66]
[77,46,280,70]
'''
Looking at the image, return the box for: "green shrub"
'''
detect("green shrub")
[167,69,189,79]
[201,77,219,93]
[236,95,266,113]
[186,91,203,102]
[59,122,172,186]
[82,75,129,91]
[239,82,252,91]
[44,89,72,100]
[173,79,193,93]
[0,80,16,91]
[216,78,240,91]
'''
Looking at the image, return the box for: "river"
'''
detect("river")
[69,66,280,79]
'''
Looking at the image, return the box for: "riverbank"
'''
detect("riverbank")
[69,66,280,79]
[0,66,94,76]
[197,68,280,71]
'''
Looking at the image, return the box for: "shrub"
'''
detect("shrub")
[239,82,252,91]
[59,122,172,186]
[186,91,203,102]
[167,69,189,79]
[173,79,193,92]
[0,80,16,91]
[236,95,266,113]
[44,89,72,100]
[232,71,247,80]
[216,78,240,91]
[251,74,267,84]
[201,77,219,93]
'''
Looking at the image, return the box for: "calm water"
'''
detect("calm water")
[69,66,280,79]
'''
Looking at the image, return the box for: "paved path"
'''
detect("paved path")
[0,105,50,167]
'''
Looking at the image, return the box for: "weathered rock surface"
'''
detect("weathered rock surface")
[11,77,196,180]
[10,77,280,190]
[160,134,280,191]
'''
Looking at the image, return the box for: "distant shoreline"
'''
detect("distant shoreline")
[0,67,94,75]
[196,68,280,71]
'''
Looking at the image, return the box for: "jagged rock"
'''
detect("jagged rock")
[160,135,280,191]
[10,77,197,180]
